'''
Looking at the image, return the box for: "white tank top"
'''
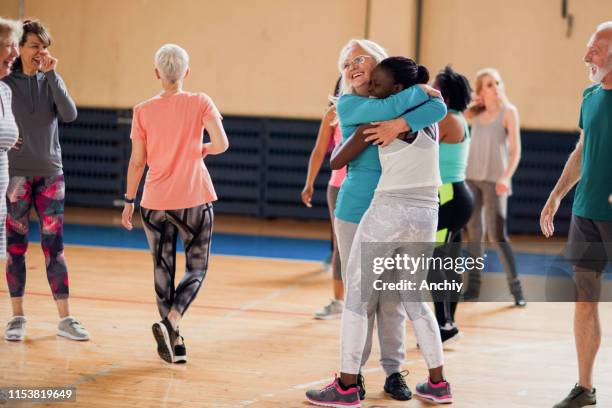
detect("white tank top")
[376,125,442,192]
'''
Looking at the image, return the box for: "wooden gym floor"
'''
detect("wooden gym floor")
[0,208,610,407]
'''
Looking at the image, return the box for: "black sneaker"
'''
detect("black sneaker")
[514,294,527,307]
[553,384,596,408]
[173,335,187,364]
[357,372,366,400]
[384,371,412,401]
[152,318,176,363]
[440,324,461,346]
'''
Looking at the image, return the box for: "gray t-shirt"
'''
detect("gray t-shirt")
[2,70,77,177]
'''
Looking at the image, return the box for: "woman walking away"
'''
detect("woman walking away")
[122,44,228,364]
[3,20,88,341]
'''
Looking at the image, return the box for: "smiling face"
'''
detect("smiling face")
[0,34,18,79]
[341,45,377,95]
[19,33,48,74]
[584,29,612,83]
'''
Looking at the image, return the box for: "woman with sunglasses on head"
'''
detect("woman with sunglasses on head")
[2,20,89,342]
[462,68,525,306]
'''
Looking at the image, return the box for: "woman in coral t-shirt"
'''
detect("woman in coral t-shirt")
[122,44,229,364]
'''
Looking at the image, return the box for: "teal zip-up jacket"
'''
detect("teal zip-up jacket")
[335,86,447,223]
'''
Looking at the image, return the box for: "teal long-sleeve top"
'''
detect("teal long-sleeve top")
[334,86,447,223]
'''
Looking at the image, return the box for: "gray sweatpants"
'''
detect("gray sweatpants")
[465,180,522,296]
[335,218,406,376]
[340,195,444,374]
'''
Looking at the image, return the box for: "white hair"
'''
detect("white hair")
[0,17,22,45]
[154,44,189,84]
[591,21,612,54]
[337,39,388,96]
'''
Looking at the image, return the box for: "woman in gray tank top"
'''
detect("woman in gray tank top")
[463,68,525,306]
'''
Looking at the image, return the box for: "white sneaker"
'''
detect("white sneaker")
[313,299,343,320]
[5,316,26,341]
[57,317,90,341]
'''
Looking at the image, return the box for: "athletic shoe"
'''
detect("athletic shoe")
[152,318,176,363]
[305,374,360,407]
[415,378,453,404]
[313,299,343,320]
[514,294,527,307]
[440,323,462,346]
[384,370,412,401]
[173,335,187,364]
[357,373,365,400]
[553,384,596,408]
[4,316,26,341]
[57,317,90,341]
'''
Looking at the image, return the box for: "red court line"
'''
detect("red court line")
[0,289,313,318]
[0,290,573,335]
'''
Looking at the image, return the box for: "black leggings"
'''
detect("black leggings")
[428,181,474,326]
[141,203,214,319]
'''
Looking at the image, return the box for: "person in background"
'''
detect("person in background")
[463,67,526,307]
[302,78,347,319]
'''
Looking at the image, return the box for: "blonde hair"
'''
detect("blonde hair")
[0,17,22,46]
[470,68,511,115]
[154,44,189,84]
[336,39,388,96]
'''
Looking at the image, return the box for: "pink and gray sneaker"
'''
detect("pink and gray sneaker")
[415,378,453,404]
[305,374,360,407]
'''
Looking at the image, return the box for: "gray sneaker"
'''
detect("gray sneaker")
[5,316,26,341]
[305,375,360,407]
[415,378,453,404]
[553,384,596,408]
[313,299,343,320]
[57,317,90,341]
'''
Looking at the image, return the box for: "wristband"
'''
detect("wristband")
[124,194,135,204]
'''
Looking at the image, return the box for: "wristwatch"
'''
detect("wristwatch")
[124,194,135,204]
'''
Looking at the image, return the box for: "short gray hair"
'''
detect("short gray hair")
[594,21,612,54]
[337,39,389,95]
[154,44,189,84]
[0,17,22,45]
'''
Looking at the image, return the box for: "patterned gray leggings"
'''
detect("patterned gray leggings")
[141,203,214,318]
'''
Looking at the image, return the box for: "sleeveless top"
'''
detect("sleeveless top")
[328,125,347,188]
[439,110,470,184]
[465,106,508,182]
[376,125,442,193]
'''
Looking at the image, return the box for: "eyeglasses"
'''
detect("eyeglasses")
[342,55,372,70]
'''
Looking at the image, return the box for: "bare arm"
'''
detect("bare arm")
[330,124,375,170]
[539,132,584,237]
[302,106,336,207]
[202,116,229,156]
[496,106,521,195]
[122,139,147,230]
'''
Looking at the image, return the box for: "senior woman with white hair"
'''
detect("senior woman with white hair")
[122,43,228,364]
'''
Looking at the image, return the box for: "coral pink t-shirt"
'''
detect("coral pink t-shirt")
[328,125,347,188]
[130,92,222,210]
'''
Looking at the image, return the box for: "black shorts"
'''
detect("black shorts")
[566,215,612,272]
